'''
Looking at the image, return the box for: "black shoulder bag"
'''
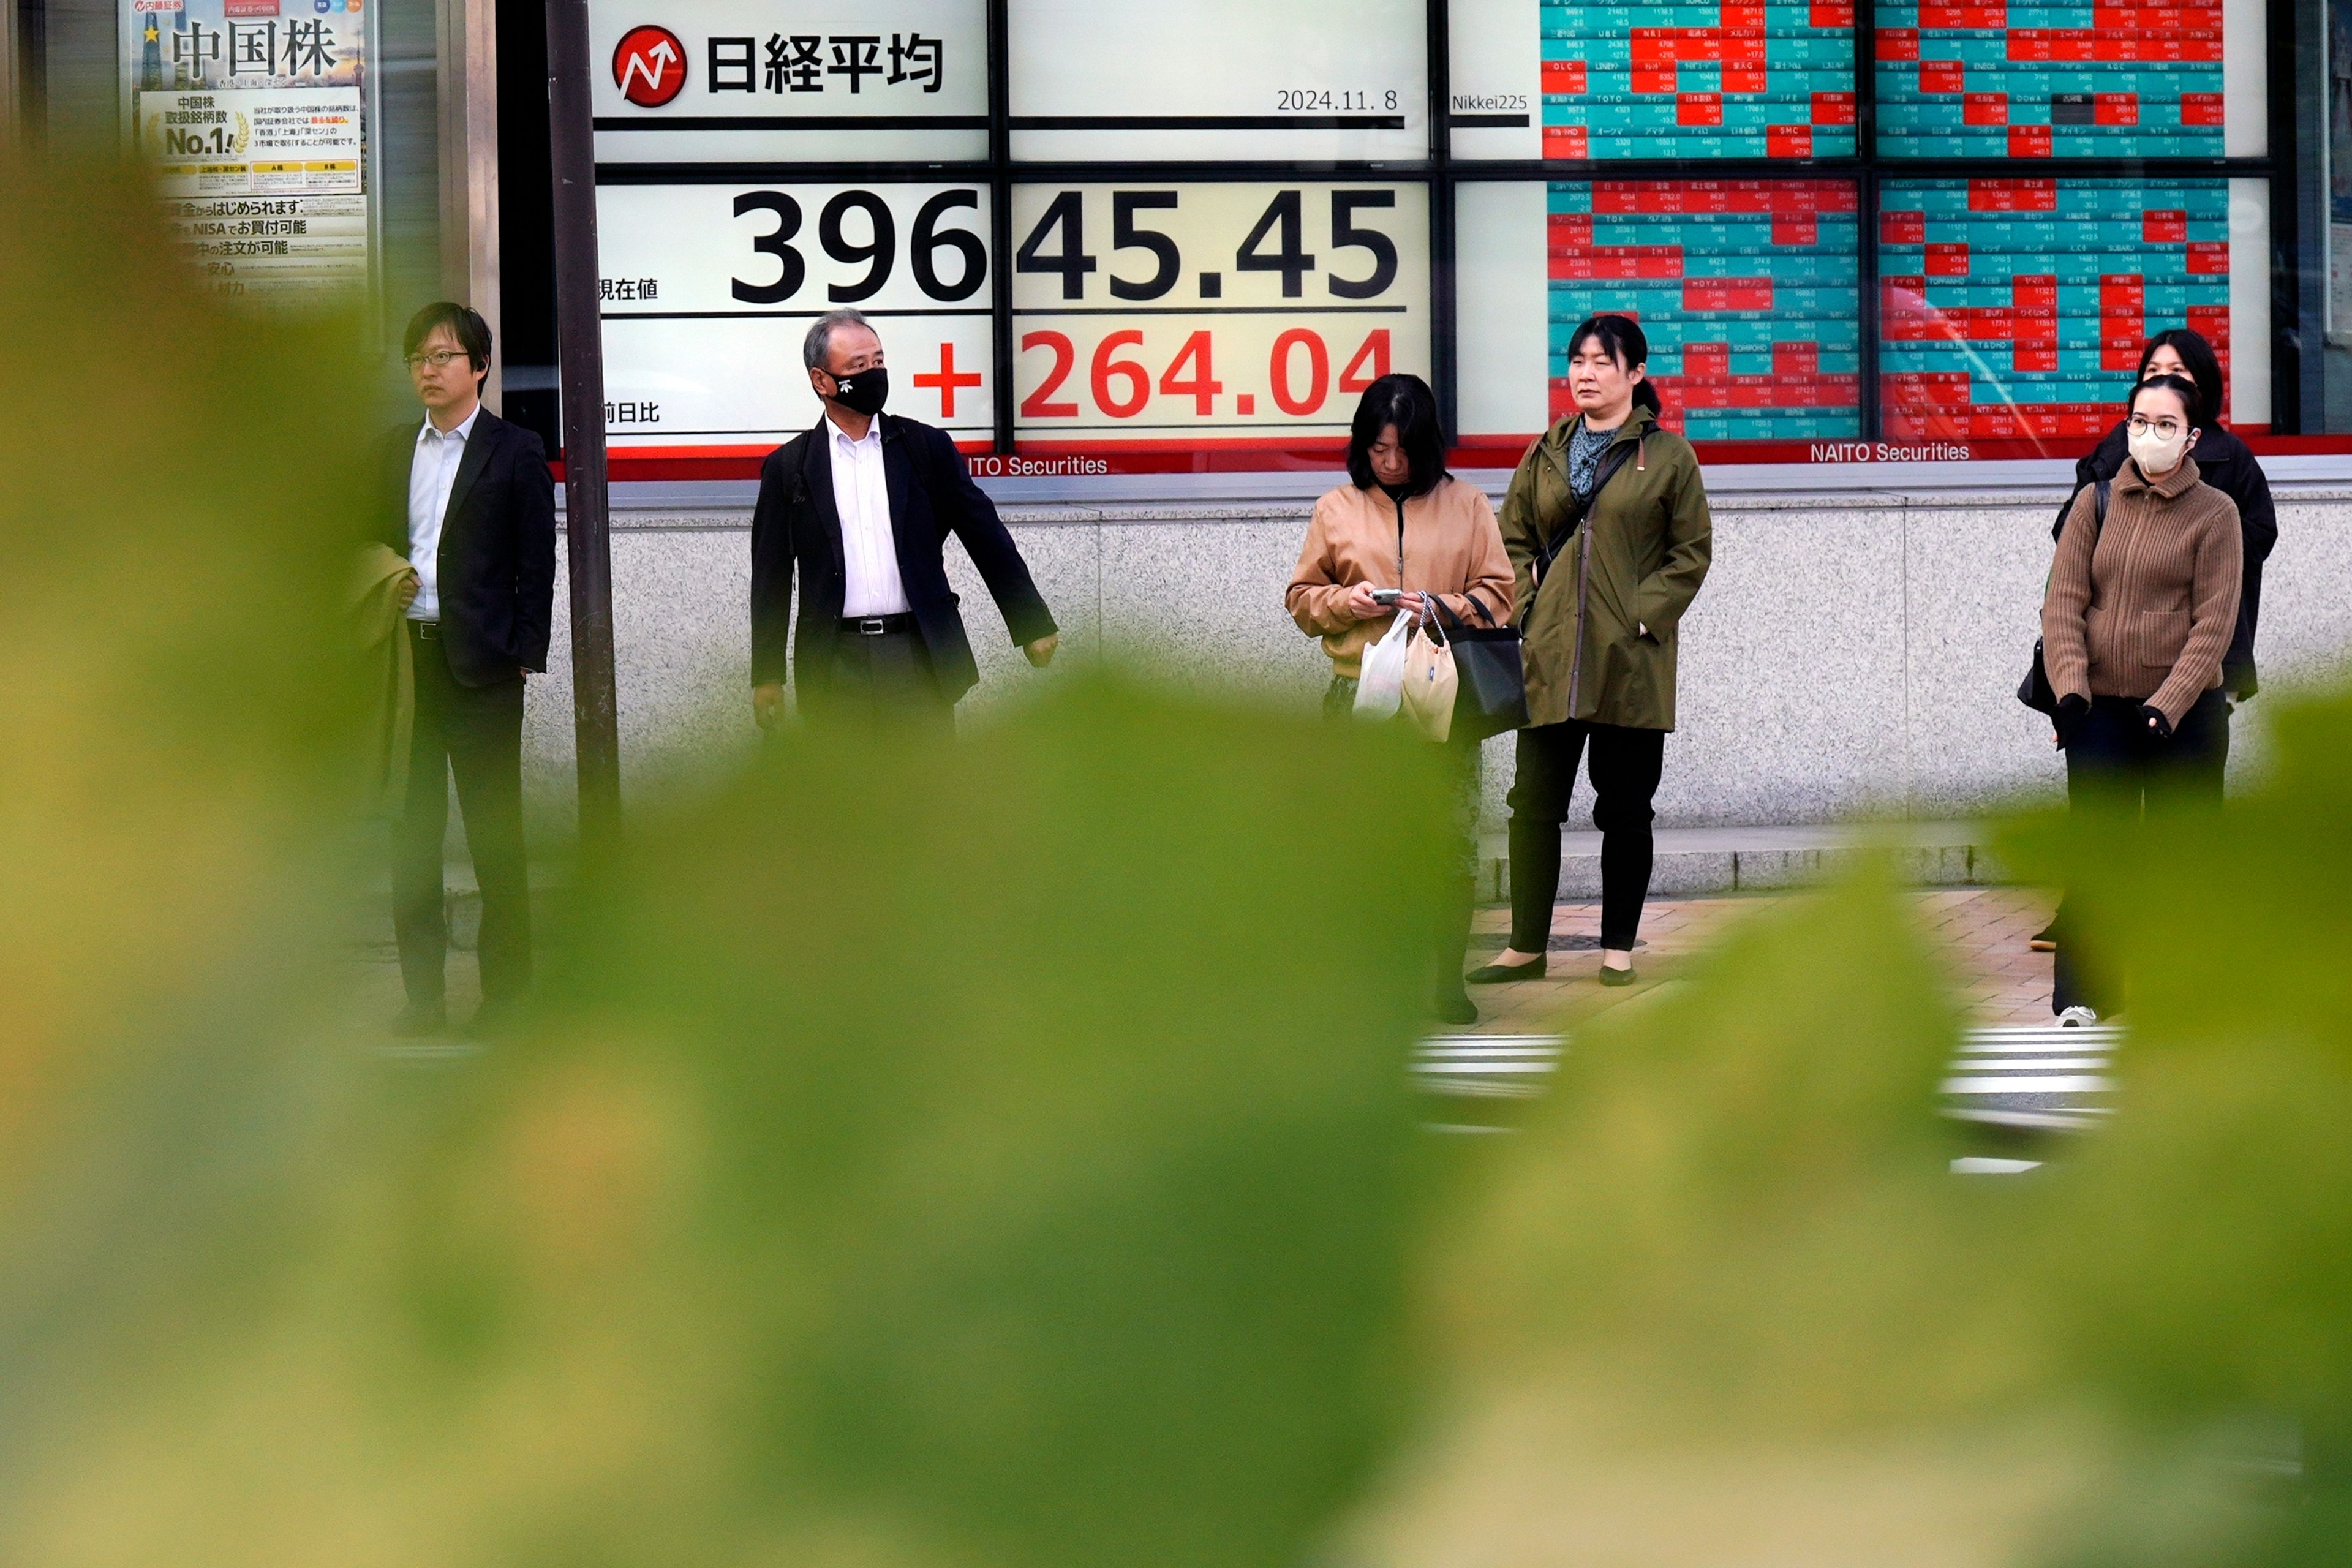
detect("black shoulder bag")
[1426,594,1529,741]
[2017,479,2108,716]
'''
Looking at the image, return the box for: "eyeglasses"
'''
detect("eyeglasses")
[405,349,470,371]
[2127,415,2187,440]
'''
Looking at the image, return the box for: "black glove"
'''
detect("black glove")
[2139,703,2174,741]
[2054,693,2089,750]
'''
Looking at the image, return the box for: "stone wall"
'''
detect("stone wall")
[516,484,2352,839]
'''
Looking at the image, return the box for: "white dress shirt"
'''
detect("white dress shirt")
[827,413,911,618]
[405,402,482,620]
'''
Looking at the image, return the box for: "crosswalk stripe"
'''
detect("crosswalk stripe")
[1413,1025,2127,1125]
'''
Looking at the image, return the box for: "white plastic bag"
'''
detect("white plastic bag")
[1352,608,1415,720]
[1400,617,1459,742]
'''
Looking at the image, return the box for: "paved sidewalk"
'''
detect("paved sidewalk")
[353,880,2062,1038]
[1461,886,2061,1034]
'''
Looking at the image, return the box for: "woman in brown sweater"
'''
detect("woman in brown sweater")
[1287,374,1513,1024]
[2040,372,2242,1021]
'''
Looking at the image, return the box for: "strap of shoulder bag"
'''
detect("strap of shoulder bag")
[1428,592,1502,635]
[1532,438,1636,582]
[2040,478,2111,598]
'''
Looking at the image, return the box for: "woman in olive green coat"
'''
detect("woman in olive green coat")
[1467,314,1713,987]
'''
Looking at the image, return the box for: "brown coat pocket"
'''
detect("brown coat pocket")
[2133,607,2190,669]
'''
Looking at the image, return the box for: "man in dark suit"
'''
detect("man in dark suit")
[750,308,1057,733]
[378,302,557,1035]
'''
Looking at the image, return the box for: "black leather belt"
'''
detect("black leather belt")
[409,620,440,641]
[841,613,918,635]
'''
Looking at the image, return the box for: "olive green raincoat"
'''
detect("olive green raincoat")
[1496,407,1713,731]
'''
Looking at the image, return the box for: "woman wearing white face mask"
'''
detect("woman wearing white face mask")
[2025,330,2276,957]
[2038,373,2242,1022]
[2057,331,2275,706]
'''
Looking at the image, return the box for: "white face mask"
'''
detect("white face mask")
[2128,423,2192,476]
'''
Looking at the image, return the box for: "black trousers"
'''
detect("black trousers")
[1506,718,1668,953]
[2050,688,2227,1016]
[801,622,954,736]
[394,623,531,1008]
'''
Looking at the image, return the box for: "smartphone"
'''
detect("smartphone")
[1371,588,1402,606]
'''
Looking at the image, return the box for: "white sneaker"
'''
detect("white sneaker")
[2056,1006,2099,1028]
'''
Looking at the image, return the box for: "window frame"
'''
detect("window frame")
[589,0,2302,459]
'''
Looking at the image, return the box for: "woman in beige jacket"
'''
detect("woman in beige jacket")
[2039,371,2241,1022]
[1287,373,1513,1024]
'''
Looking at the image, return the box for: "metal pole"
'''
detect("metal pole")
[543,0,622,853]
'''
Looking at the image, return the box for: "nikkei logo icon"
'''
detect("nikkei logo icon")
[613,24,685,108]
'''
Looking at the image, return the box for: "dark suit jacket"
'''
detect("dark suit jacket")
[2065,419,2277,697]
[749,413,1056,702]
[379,407,559,688]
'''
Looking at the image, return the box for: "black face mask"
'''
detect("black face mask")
[827,365,889,416]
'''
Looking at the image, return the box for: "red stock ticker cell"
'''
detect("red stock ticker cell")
[2094,93,2140,126]
[1653,375,1854,412]
[1969,178,2058,211]
[1549,246,1686,282]
[2182,92,2225,126]
[2143,209,2189,243]
[1679,94,1725,127]
[1773,212,1819,246]
[1921,2,2009,24]
[1965,92,2008,124]
[1545,126,1590,158]
[1767,125,1814,157]
[2009,124,2054,156]
[1920,59,1967,94]
[1882,372,1972,409]
[1634,63,1678,92]
[1630,28,1724,64]
[1548,212,1596,246]
[1683,278,1774,311]
[2188,241,2230,275]
[1813,92,1857,125]
[1877,28,1920,61]
[2093,3,2223,26]
[1542,59,1586,94]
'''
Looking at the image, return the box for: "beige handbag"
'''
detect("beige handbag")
[1399,609,1460,743]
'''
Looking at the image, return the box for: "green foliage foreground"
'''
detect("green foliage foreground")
[6,151,2352,1566]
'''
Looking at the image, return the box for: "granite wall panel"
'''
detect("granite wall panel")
[505,491,2352,841]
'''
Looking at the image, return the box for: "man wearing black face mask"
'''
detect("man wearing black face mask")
[750,307,1059,732]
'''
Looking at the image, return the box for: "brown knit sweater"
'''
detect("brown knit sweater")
[2041,453,2242,726]
[1287,476,1513,677]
